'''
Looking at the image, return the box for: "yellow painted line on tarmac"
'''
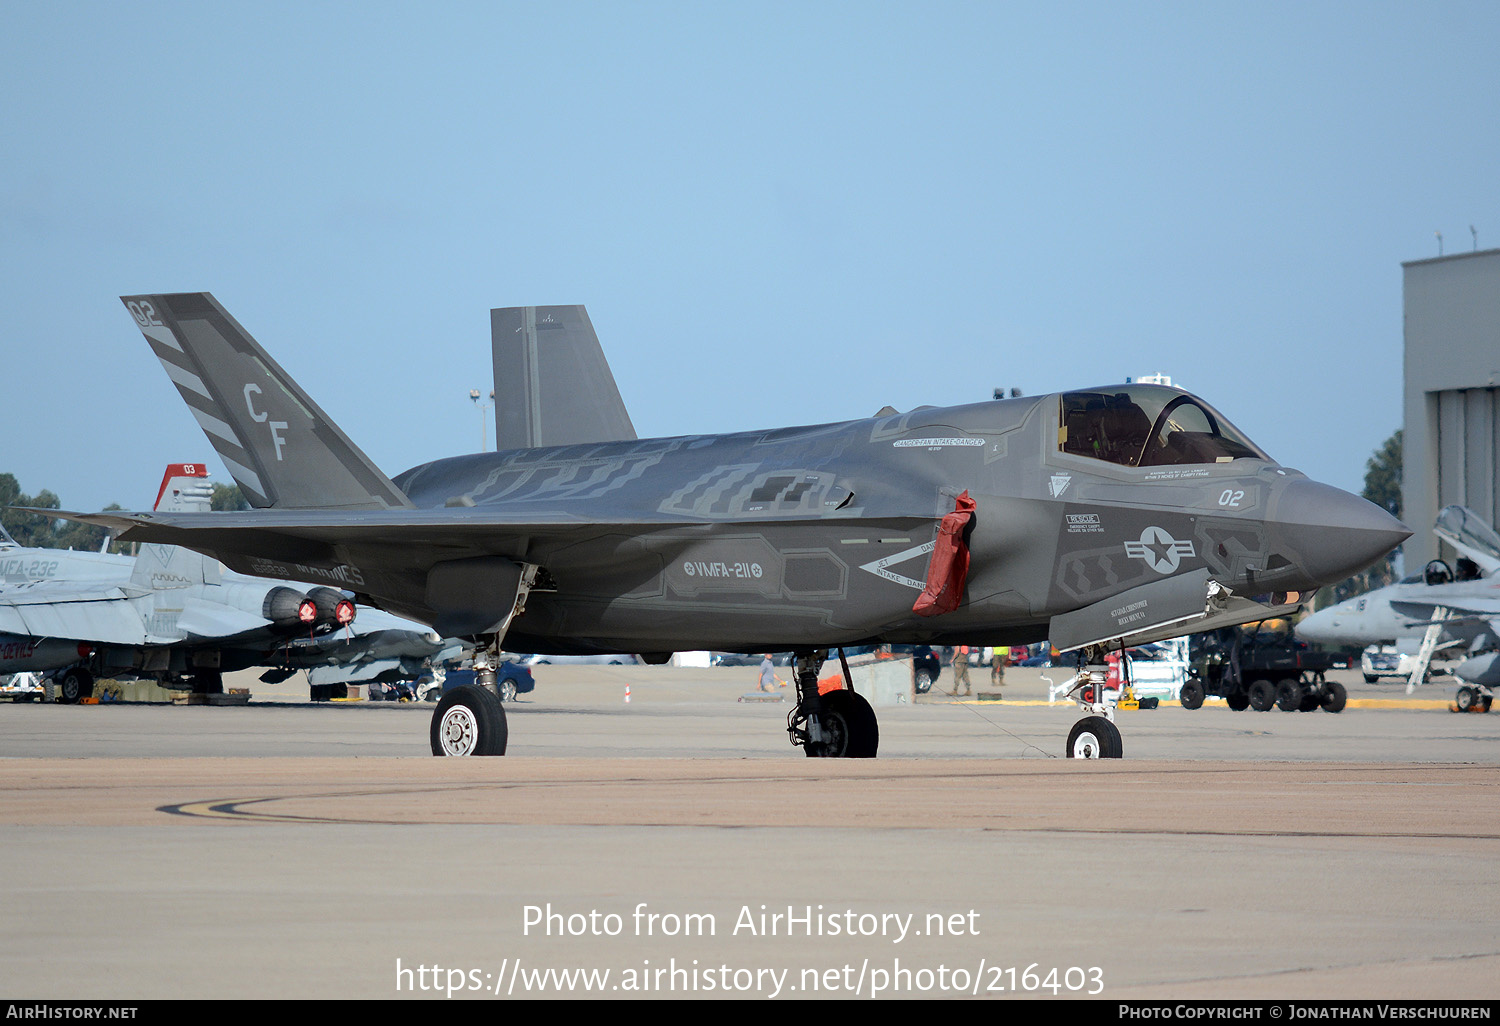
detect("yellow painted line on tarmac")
[1346,698,1453,710]
[939,697,1460,710]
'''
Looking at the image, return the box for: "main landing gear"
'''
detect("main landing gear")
[55,666,94,704]
[428,562,541,756]
[430,646,509,756]
[787,649,879,758]
[1056,646,1124,759]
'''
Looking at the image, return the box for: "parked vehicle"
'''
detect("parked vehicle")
[0,672,43,702]
[1358,644,1440,684]
[437,663,536,702]
[882,645,941,693]
[1184,626,1342,712]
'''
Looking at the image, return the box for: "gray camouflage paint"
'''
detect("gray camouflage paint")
[62,294,1410,656]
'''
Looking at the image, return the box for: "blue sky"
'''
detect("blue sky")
[2,1,1495,514]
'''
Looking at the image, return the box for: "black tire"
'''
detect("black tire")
[430,684,507,756]
[1363,674,1378,684]
[1320,680,1347,713]
[804,689,879,758]
[499,678,517,703]
[914,668,933,694]
[1275,681,1301,712]
[1226,691,1250,711]
[58,667,93,704]
[1066,716,1122,759]
[1179,679,1205,710]
[1298,693,1320,712]
[1248,679,1277,712]
[1455,686,1477,712]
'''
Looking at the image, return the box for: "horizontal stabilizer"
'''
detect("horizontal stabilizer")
[121,294,413,510]
[491,305,636,449]
[174,599,271,640]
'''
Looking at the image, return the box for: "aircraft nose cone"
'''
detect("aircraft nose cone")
[1273,479,1411,587]
[1293,605,1340,644]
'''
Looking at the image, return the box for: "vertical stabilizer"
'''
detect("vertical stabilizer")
[131,464,219,588]
[121,294,413,510]
[491,305,637,450]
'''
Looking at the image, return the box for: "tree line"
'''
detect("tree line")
[0,474,245,552]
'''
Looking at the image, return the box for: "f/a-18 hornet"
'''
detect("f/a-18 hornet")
[1298,504,1500,708]
[2,463,454,701]
[48,294,1408,758]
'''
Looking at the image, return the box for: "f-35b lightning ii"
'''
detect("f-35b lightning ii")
[47,293,1408,758]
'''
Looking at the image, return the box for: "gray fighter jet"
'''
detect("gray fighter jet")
[3,464,452,700]
[47,293,1407,757]
[1297,505,1500,705]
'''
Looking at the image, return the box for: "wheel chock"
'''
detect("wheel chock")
[1449,700,1493,713]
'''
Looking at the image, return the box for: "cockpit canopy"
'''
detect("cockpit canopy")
[1059,385,1269,468]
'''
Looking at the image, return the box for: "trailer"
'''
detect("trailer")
[1180,625,1344,713]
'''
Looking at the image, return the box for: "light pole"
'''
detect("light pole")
[469,388,495,451]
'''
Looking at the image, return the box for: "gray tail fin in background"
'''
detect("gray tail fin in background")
[490,305,637,450]
[121,294,413,510]
[129,463,218,589]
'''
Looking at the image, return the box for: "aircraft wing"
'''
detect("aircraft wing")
[39,505,917,564]
[38,503,936,637]
[0,581,152,646]
[0,579,148,604]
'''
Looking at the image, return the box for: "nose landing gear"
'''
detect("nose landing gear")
[1056,648,1124,759]
[786,649,880,758]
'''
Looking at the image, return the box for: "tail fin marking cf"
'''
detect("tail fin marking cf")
[122,294,413,510]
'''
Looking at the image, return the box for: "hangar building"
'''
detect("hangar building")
[1402,248,1500,568]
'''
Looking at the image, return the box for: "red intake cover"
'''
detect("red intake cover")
[913,491,976,617]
